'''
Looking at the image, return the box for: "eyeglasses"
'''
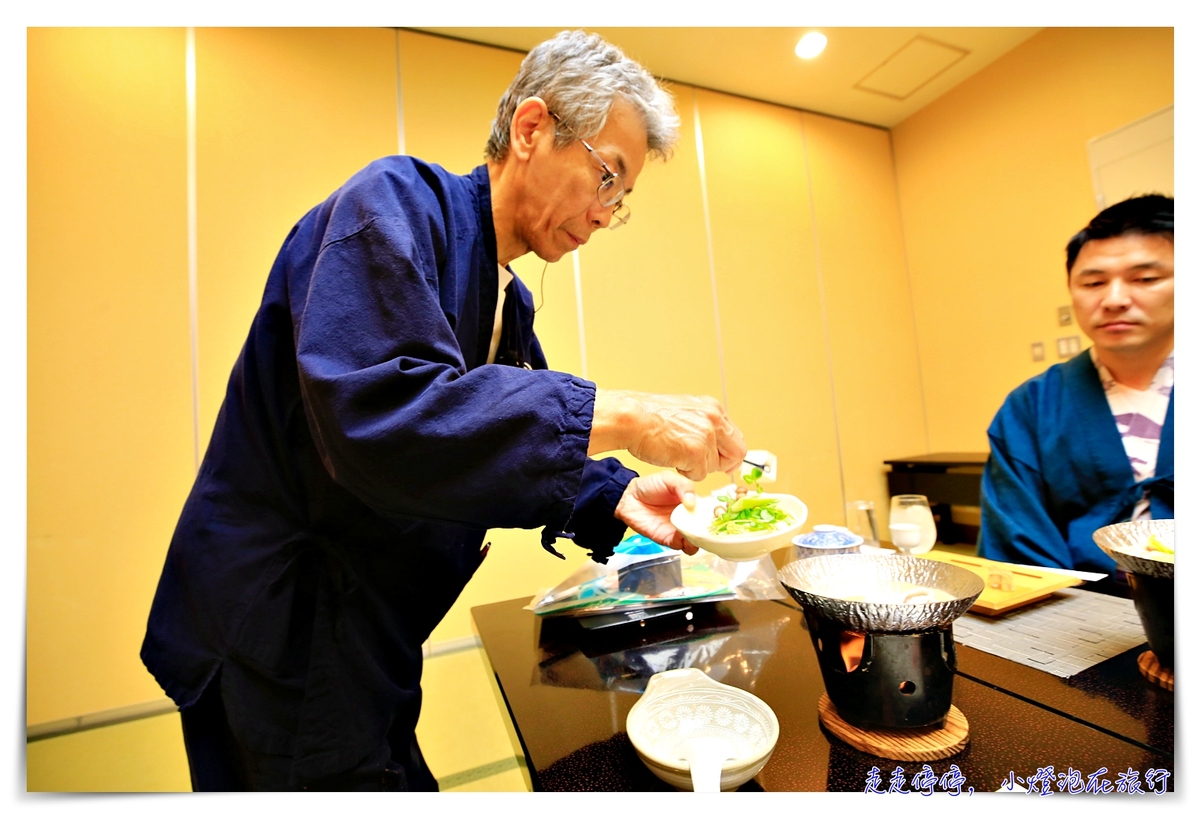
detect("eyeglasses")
[550,113,631,230]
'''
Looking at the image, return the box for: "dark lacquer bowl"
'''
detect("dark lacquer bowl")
[1094,519,1174,668]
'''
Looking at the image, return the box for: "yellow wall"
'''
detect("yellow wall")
[27,26,403,728]
[397,30,523,175]
[195,27,400,451]
[27,28,194,724]
[696,90,842,522]
[892,27,1174,451]
[801,112,929,524]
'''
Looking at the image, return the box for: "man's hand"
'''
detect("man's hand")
[590,389,747,481]
[614,471,700,555]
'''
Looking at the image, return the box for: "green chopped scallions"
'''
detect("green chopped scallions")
[709,492,793,535]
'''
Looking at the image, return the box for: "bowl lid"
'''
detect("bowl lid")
[794,525,863,548]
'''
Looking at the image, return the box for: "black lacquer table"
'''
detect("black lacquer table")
[471,596,1173,793]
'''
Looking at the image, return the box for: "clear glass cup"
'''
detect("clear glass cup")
[889,495,937,554]
[845,500,879,548]
[888,523,923,556]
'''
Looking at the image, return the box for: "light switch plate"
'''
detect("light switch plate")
[1058,306,1073,326]
[1031,342,1045,362]
[1056,336,1081,359]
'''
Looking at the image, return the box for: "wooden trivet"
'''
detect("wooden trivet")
[1137,650,1173,692]
[817,693,969,762]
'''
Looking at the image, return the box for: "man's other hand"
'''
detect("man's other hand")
[590,389,747,481]
[614,471,699,554]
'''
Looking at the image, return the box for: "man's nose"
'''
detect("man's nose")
[589,200,614,230]
[1101,279,1132,309]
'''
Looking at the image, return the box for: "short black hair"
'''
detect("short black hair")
[1066,194,1173,274]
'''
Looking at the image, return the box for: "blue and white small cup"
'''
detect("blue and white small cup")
[792,525,864,560]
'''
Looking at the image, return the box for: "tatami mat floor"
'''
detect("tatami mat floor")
[26,646,528,793]
[26,710,193,792]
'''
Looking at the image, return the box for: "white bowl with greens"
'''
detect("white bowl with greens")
[671,489,808,562]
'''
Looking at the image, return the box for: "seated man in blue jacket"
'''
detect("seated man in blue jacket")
[978,194,1173,584]
[142,31,748,791]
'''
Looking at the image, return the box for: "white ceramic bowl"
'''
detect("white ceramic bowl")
[670,492,808,562]
[626,668,779,792]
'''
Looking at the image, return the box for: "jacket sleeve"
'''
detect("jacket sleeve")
[525,319,637,564]
[547,457,638,564]
[977,389,1076,569]
[292,214,596,536]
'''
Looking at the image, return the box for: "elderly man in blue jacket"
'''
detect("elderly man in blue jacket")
[142,30,748,791]
[978,195,1173,585]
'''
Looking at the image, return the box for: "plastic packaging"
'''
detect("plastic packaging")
[527,534,786,617]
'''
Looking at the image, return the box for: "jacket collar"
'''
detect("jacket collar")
[470,164,501,368]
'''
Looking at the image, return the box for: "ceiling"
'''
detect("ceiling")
[414,27,1043,128]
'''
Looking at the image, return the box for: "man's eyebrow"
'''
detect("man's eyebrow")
[1074,259,1168,276]
[613,155,633,195]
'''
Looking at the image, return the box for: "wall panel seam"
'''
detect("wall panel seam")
[691,90,729,410]
[395,28,406,156]
[186,27,200,473]
[28,637,485,740]
[27,698,178,742]
[572,251,589,380]
[887,130,932,453]
[798,113,847,515]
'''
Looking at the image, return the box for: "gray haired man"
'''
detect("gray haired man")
[142,30,746,791]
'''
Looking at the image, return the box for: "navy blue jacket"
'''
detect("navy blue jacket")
[978,351,1173,573]
[141,158,635,782]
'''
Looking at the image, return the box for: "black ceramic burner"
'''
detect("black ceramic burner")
[805,609,956,730]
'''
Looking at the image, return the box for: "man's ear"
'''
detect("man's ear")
[510,97,553,161]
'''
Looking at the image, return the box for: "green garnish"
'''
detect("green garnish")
[744,467,764,493]
[708,468,793,535]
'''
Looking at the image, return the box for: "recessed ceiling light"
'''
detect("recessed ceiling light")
[795,32,828,59]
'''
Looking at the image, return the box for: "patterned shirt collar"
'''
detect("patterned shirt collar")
[1089,346,1174,396]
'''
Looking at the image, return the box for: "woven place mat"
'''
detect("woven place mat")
[952,587,1147,677]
